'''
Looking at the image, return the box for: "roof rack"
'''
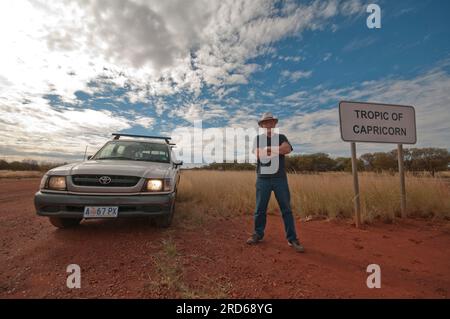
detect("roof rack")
[112,133,172,144]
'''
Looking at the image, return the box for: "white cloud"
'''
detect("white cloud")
[0,96,169,161]
[279,62,450,156]
[343,36,377,52]
[170,103,203,122]
[169,102,228,123]
[0,0,359,107]
[281,70,313,82]
[278,55,303,62]
[340,0,364,16]
[283,91,309,103]
[323,52,333,61]
[0,97,132,161]
[215,86,239,100]
[134,116,155,129]
[0,0,383,162]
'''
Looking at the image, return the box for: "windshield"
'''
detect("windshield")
[93,141,170,163]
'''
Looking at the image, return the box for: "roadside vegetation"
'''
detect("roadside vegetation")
[178,170,450,224]
[2,147,448,222]
[0,170,44,179]
[2,147,447,176]
[198,147,449,177]
[0,160,65,178]
[145,237,231,298]
[0,159,67,172]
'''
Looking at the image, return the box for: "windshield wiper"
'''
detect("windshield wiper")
[96,156,136,161]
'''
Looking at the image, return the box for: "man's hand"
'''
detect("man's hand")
[256,146,271,159]
[279,141,293,155]
[267,142,292,156]
[256,142,291,159]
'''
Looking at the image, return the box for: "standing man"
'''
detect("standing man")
[247,112,305,253]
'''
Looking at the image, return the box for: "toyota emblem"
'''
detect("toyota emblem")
[98,176,112,185]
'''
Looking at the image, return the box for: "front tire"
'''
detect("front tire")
[154,201,175,228]
[49,217,82,229]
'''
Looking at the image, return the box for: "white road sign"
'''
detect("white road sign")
[339,101,417,144]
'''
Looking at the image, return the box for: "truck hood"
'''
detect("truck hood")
[48,160,172,178]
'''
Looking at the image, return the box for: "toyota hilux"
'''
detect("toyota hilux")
[34,133,182,228]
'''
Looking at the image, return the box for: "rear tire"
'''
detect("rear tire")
[49,217,82,229]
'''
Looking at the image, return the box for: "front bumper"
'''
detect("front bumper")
[34,191,175,218]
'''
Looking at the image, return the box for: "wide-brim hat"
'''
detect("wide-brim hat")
[258,112,278,126]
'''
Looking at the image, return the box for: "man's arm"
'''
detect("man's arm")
[279,141,294,155]
[254,135,293,158]
[254,146,272,159]
[253,135,273,159]
[267,142,292,156]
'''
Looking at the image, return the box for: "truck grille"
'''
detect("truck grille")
[71,175,141,187]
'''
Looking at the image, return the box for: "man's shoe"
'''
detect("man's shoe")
[288,240,305,253]
[246,234,263,245]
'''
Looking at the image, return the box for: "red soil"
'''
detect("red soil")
[0,178,449,298]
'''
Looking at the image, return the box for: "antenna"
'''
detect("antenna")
[83,145,88,161]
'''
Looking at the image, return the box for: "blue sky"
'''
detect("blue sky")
[0,0,449,162]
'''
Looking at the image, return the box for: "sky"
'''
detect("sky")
[0,0,449,163]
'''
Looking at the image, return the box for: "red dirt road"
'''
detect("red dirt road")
[0,178,449,298]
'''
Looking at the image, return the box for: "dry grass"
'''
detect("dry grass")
[0,170,43,179]
[437,171,450,178]
[146,237,231,298]
[177,170,450,223]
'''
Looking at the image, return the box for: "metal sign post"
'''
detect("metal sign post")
[397,144,406,218]
[339,101,417,228]
[351,142,361,228]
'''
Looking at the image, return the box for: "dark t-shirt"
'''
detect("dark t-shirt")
[253,133,293,178]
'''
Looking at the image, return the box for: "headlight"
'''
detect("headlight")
[146,179,163,192]
[47,176,67,190]
[144,178,172,192]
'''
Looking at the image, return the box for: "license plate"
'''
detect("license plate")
[83,206,118,218]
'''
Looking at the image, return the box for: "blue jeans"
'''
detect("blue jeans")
[254,176,298,242]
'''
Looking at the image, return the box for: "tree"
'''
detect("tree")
[407,148,449,176]
[309,153,336,172]
[0,159,67,171]
[203,161,255,171]
[361,153,375,170]
[285,153,337,173]
[334,157,352,172]
[361,147,449,176]
[372,152,397,172]
[361,151,397,172]
[0,160,9,170]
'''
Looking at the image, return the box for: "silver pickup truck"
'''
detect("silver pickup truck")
[34,133,182,228]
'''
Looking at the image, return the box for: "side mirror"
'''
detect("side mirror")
[173,160,183,167]
[87,155,93,160]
